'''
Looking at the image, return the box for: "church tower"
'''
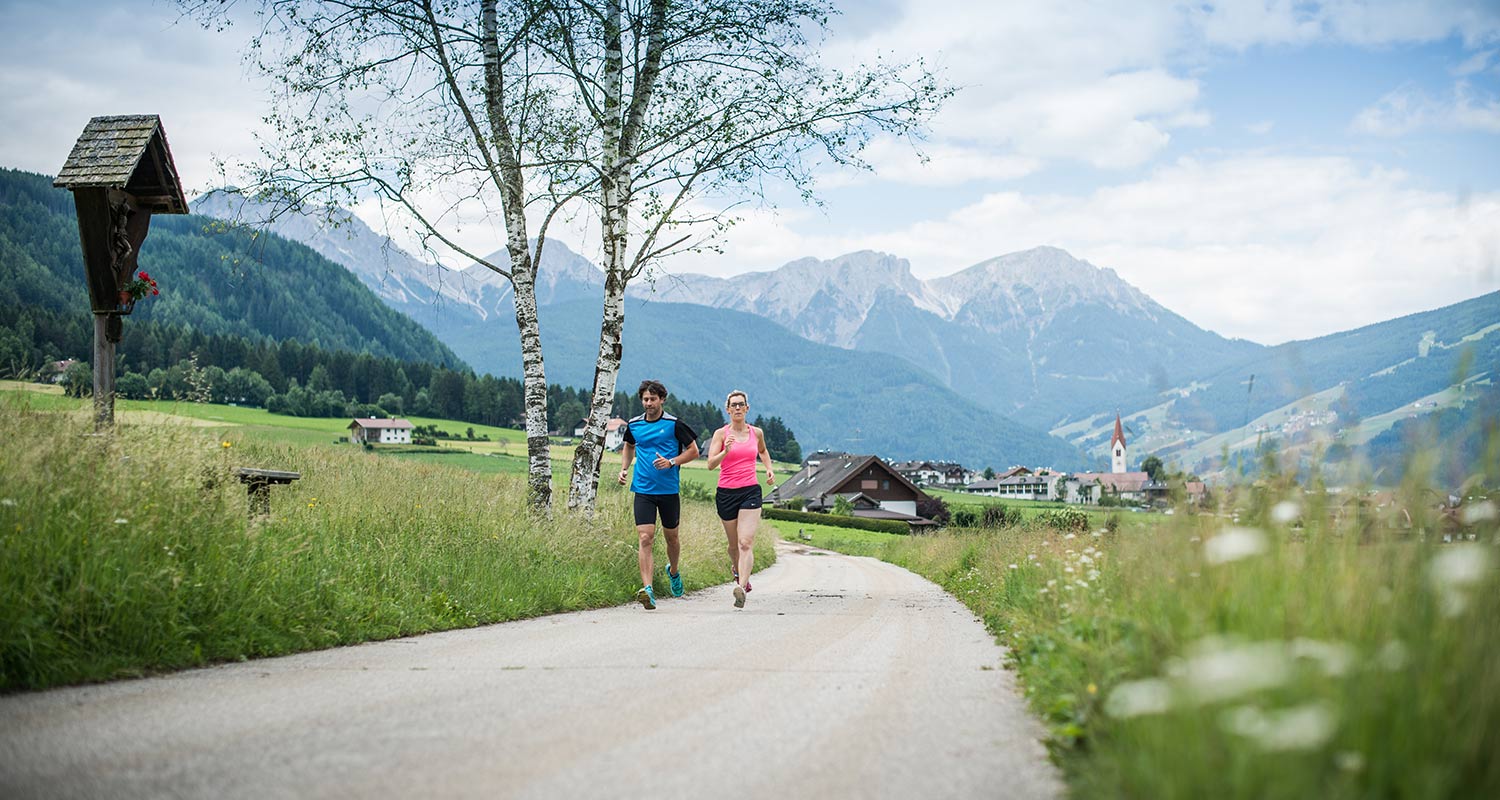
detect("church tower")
[1110,413,1127,474]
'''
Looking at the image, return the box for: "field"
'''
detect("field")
[801,473,1500,797]
[6,381,1496,797]
[0,387,772,690]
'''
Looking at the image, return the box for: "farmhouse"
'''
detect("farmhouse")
[771,453,935,526]
[348,417,413,445]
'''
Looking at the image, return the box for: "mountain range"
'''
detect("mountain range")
[179,184,1500,478]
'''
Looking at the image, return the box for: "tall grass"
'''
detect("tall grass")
[809,470,1499,796]
[0,399,765,691]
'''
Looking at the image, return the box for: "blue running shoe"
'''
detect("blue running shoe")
[667,566,684,597]
[635,585,656,610]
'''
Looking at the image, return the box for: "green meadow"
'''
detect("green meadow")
[0,388,771,691]
[793,474,1500,797]
[5,382,1496,798]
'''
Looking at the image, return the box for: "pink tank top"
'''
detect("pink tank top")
[717,425,760,488]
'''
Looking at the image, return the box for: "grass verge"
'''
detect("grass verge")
[0,398,770,691]
[806,482,1499,797]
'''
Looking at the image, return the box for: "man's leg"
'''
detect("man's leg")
[638,522,658,589]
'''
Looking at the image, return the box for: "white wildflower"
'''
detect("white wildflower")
[1104,679,1173,718]
[1065,533,1077,539]
[1335,751,1365,772]
[1009,563,1019,570]
[1377,640,1409,671]
[1271,501,1301,524]
[1429,545,1492,616]
[1088,569,1101,581]
[114,518,128,524]
[1169,638,1291,703]
[1461,500,1496,524]
[1205,527,1268,565]
[0,498,15,507]
[1220,703,1337,751]
[1046,579,1057,587]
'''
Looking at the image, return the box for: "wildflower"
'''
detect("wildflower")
[1270,501,1301,524]
[1086,683,1097,696]
[1008,563,1018,570]
[1046,579,1057,587]
[1064,533,1077,539]
[1336,751,1366,773]
[1459,499,1496,524]
[1220,703,1336,752]
[1168,637,1291,703]
[1429,544,1492,616]
[1377,640,1409,671]
[114,518,128,524]
[0,498,14,506]
[1204,527,1268,565]
[221,441,232,449]
[1104,679,1172,718]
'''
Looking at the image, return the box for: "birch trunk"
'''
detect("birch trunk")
[483,0,552,512]
[566,0,666,513]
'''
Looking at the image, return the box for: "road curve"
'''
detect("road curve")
[0,541,1063,799]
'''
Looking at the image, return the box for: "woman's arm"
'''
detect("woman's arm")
[705,429,728,470]
[755,426,776,485]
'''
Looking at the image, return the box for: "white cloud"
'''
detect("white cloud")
[821,138,1042,187]
[666,154,1500,344]
[1352,81,1500,135]
[1248,120,1276,135]
[1453,48,1496,76]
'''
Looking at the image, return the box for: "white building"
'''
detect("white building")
[349,418,414,445]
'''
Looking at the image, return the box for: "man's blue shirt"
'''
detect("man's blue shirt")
[623,413,697,495]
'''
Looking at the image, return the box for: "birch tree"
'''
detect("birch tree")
[542,0,950,512]
[182,0,577,511]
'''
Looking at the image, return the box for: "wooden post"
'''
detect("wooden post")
[92,315,116,429]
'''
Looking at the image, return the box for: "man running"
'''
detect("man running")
[618,380,700,610]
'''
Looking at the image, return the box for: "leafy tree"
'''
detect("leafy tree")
[1141,454,1166,482]
[61,361,92,398]
[983,466,996,480]
[832,495,854,517]
[916,495,950,526]
[549,0,951,512]
[181,0,573,512]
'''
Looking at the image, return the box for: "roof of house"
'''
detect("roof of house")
[998,466,1032,479]
[349,418,414,430]
[1073,471,1151,493]
[851,508,939,526]
[606,418,626,431]
[771,453,928,504]
[54,115,188,214]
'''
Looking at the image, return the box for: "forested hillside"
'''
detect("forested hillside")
[0,168,462,367]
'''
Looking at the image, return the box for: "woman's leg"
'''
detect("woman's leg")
[735,507,761,588]
[721,518,739,580]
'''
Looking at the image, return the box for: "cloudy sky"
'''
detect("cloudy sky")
[2,0,1498,344]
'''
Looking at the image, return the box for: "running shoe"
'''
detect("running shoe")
[733,583,746,608]
[667,565,684,597]
[745,579,752,593]
[635,585,657,610]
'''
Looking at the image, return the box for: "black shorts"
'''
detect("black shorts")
[633,493,681,529]
[715,484,763,521]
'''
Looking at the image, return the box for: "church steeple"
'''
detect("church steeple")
[1110,412,1127,474]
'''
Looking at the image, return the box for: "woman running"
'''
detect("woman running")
[706,390,776,608]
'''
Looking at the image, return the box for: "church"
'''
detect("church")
[1065,413,1154,504]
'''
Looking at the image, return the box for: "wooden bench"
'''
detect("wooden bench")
[235,467,302,517]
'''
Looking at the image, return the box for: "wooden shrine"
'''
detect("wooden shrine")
[54,115,188,428]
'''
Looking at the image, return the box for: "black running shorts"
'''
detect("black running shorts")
[715,484,763,521]
[633,493,681,528]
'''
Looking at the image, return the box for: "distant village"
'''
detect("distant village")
[346,411,1205,529]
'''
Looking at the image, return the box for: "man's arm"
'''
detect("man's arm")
[618,442,635,485]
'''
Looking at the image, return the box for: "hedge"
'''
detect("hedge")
[764,507,911,535]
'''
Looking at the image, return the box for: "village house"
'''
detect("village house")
[966,470,1066,501]
[348,417,414,445]
[605,418,626,451]
[891,459,975,489]
[771,453,936,528]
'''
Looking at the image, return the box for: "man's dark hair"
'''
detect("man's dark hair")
[638,379,668,399]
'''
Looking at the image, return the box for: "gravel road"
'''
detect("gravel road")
[0,541,1063,799]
